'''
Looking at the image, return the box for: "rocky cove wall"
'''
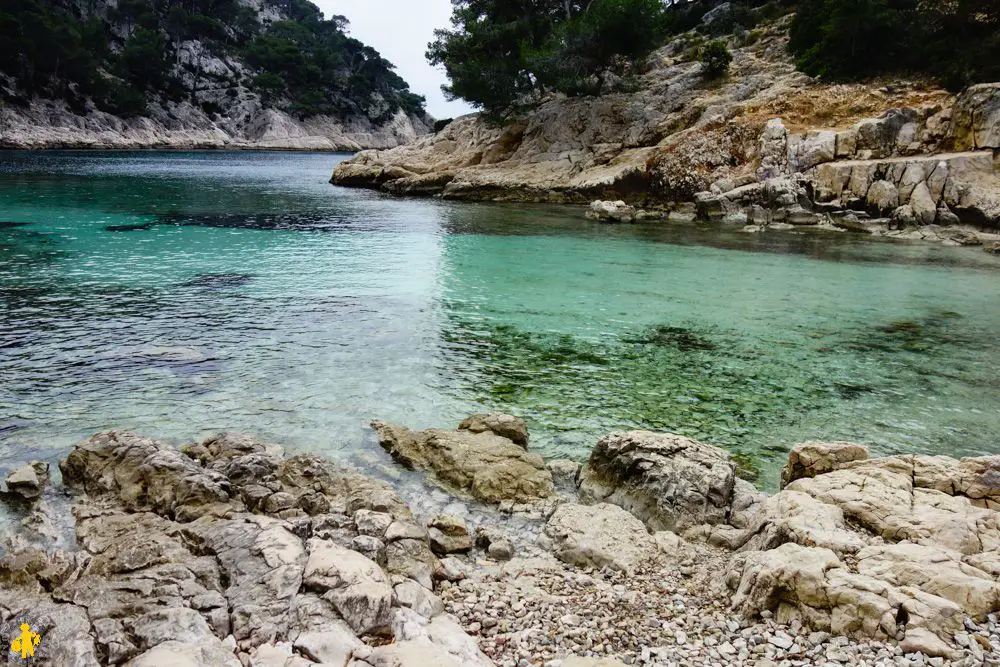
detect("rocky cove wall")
[0,98,431,151]
[331,21,1000,243]
[1,414,998,666]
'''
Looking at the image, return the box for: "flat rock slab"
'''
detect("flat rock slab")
[371,418,553,504]
[540,502,658,573]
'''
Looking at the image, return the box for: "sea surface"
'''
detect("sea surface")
[2,151,999,487]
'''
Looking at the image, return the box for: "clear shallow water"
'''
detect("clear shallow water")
[2,151,999,487]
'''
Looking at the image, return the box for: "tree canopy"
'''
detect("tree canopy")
[790,0,1000,90]
[427,0,673,116]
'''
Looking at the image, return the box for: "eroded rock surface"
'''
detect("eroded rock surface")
[371,418,554,504]
[539,502,658,573]
[577,430,755,532]
[0,431,487,666]
[726,442,1000,656]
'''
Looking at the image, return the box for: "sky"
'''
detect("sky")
[315,0,476,120]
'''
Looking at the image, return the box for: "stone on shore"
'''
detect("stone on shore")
[540,502,658,572]
[727,443,1000,653]
[458,413,529,447]
[586,200,637,223]
[1,431,469,666]
[578,431,749,532]
[2,461,48,500]
[780,440,870,487]
[371,417,553,504]
[427,515,473,555]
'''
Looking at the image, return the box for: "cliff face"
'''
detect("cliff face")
[0,99,430,151]
[332,18,1000,229]
[0,0,432,150]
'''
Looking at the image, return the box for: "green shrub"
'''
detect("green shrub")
[701,40,733,78]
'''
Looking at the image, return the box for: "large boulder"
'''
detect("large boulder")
[2,462,48,500]
[578,431,746,532]
[303,539,393,635]
[954,83,1000,150]
[780,441,870,488]
[371,419,553,504]
[586,200,637,223]
[60,431,232,520]
[539,502,659,572]
[457,413,529,447]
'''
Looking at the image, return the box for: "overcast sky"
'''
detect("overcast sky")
[315,0,476,120]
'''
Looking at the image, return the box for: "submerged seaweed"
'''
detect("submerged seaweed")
[105,222,156,232]
[623,324,717,351]
[180,273,256,290]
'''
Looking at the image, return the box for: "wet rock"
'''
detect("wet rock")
[180,273,255,290]
[586,200,637,223]
[578,431,744,532]
[540,502,658,573]
[2,462,48,500]
[371,419,553,504]
[546,459,581,496]
[60,431,232,520]
[487,540,514,561]
[427,515,473,555]
[457,413,529,447]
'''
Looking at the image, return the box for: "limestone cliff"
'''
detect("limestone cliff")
[332,18,1000,232]
[0,100,430,151]
[0,0,432,150]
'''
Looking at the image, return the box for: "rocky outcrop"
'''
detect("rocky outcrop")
[954,83,1000,151]
[725,442,1000,656]
[0,99,430,151]
[780,440,870,488]
[0,430,495,666]
[371,417,554,504]
[1,461,48,500]
[331,19,1000,238]
[577,431,763,532]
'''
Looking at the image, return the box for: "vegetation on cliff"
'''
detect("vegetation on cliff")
[789,0,1000,90]
[0,0,425,121]
[429,0,999,116]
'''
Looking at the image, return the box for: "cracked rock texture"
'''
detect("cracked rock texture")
[371,418,554,504]
[0,430,491,666]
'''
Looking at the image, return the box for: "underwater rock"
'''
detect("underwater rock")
[104,223,156,232]
[180,273,255,289]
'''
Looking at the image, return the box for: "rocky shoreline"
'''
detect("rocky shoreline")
[331,20,1000,249]
[1,416,997,666]
[0,99,430,152]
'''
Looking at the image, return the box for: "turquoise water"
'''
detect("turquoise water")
[2,151,999,487]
